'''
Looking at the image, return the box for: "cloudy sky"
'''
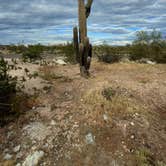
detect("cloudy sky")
[0,0,165,45]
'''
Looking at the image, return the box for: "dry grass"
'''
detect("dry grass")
[39,65,72,82]
[0,160,15,166]
[82,85,148,128]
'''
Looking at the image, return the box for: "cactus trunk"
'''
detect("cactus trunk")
[78,0,87,43]
[73,0,93,77]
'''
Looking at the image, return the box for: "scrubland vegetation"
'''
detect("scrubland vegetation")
[3,30,166,65]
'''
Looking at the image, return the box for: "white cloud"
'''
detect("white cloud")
[0,0,165,45]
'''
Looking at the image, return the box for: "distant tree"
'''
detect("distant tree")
[134,31,150,44]
[134,29,162,44]
[150,29,162,43]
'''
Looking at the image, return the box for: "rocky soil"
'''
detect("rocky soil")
[0,57,166,166]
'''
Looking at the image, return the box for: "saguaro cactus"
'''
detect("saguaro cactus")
[73,0,93,77]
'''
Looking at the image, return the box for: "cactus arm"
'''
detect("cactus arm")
[73,27,79,63]
[85,0,93,18]
[87,44,92,70]
[84,37,89,69]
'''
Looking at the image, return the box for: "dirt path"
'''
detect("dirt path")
[0,60,166,166]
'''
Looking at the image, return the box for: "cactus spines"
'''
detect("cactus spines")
[73,0,93,77]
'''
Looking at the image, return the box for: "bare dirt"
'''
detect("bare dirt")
[0,59,166,166]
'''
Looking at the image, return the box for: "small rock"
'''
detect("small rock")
[130,122,135,126]
[31,146,37,151]
[13,145,21,153]
[22,151,44,166]
[4,153,13,160]
[50,120,56,126]
[135,113,139,116]
[130,135,135,139]
[85,133,95,144]
[103,114,108,121]
[16,163,21,166]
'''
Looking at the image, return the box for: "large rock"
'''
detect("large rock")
[22,151,44,166]
[138,58,156,64]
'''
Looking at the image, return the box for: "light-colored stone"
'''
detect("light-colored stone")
[50,120,56,126]
[130,122,135,126]
[55,59,67,65]
[147,60,156,65]
[4,153,13,160]
[22,151,44,166]
[13,145,21,153]
[103,114,108,121]
[85,133,95,144]
[16,163,21,166]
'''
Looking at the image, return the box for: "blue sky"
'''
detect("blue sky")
[0,0,165,45]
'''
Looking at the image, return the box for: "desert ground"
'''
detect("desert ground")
[0,54,166,166]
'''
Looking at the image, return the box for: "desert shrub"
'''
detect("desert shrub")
[130,44,150,60]
[97,45,122,63]
[0,57,17,125]
[150,42,166,63]
[130,30,166,63]
[102,87,116,100]
[130,43,166,63]
[57,42,75,64]
[7,44,27,54]
[22,44,43,61]
[98,53,122,63]
[135,148,155,166]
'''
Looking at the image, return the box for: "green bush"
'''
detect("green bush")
[130,30,166,63]
[98,53,122,63]
[7,44,27,54]
[130,43,166,63]
[130,44,150,60]
[102,87,116,100]
[22,44,43,61]
[0,57,17,126]
[56,42,75,64]
[150,42,166,63]
[97,45,122,63]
